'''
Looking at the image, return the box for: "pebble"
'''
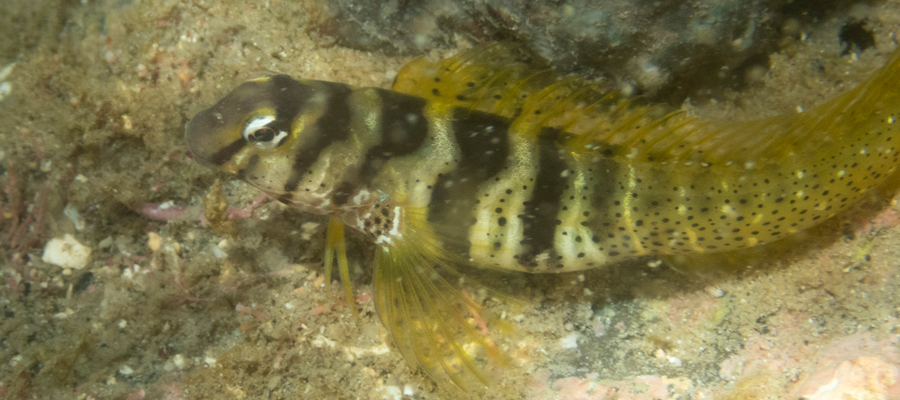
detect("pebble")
[52,308,75,319]
[63,203,86,231]
[0,63,14,81]
[0,82,10,102]
[560,333,579,349]
[668,356,683,367]
[0,62,12,103]
[8,355,22,367]
[147,232,162,251]
[42,234,92,270]
[172,354,189,369]
[164,354,191,371]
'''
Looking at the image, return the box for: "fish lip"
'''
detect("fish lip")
[183,120,206,163]
[184,122,212,166]
[187,150,216,168]
[184,107,233,168]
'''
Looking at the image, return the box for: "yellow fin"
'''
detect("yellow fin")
[395,43,900,168]
[571,47,900,165]
[325,216,357,318]
[373,207,512,389]
[392,42,558,117]
[391,43,677,153]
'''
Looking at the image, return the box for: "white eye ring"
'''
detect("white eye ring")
[242,116,288,150]
[242,116,275,140]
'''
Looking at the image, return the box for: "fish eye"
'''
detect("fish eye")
[242,116,288,150]
[249,127,276,142]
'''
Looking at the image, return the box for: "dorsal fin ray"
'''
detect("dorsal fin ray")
[392,43,559,117]
[394,43,900,167]
[616,47,900,165]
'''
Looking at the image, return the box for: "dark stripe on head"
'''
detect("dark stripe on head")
[428,108,511,255]
[283,81,354,193]
[358,89,430,183]
[518,127,568,267]
[209,138,248,165]
[270,75,313,133]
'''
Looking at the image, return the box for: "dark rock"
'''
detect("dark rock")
[317,0,874,103]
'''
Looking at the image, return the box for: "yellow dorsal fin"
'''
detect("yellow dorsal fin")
[396,43,900,168]
[391,43,677,151]
[392,43,557,117]
[567,48,900,165]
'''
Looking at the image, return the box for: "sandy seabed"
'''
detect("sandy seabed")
[1,1,900,399]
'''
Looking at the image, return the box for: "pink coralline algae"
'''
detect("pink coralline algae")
[720,330,900,398]
[793,334,900,399]
[526,369,692,400]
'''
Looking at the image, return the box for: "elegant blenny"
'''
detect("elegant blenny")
[186,43,900,387]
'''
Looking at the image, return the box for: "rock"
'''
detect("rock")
[316,0,868,103]
[41,234,92,270]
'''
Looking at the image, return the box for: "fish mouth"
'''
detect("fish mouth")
[184,107,246,168]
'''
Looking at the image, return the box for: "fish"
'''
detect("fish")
[185,43,900,388]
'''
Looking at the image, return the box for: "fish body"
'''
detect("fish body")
[185,44,900,387]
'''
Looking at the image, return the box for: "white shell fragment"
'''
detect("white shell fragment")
[560,333,580,349]
[0,62,11,102]
[0,82,10,102]
[163,354,191,372]
[63,203,86,231]
[0,63,14,81]
[42,234,92,270]
[172,354,189,369]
